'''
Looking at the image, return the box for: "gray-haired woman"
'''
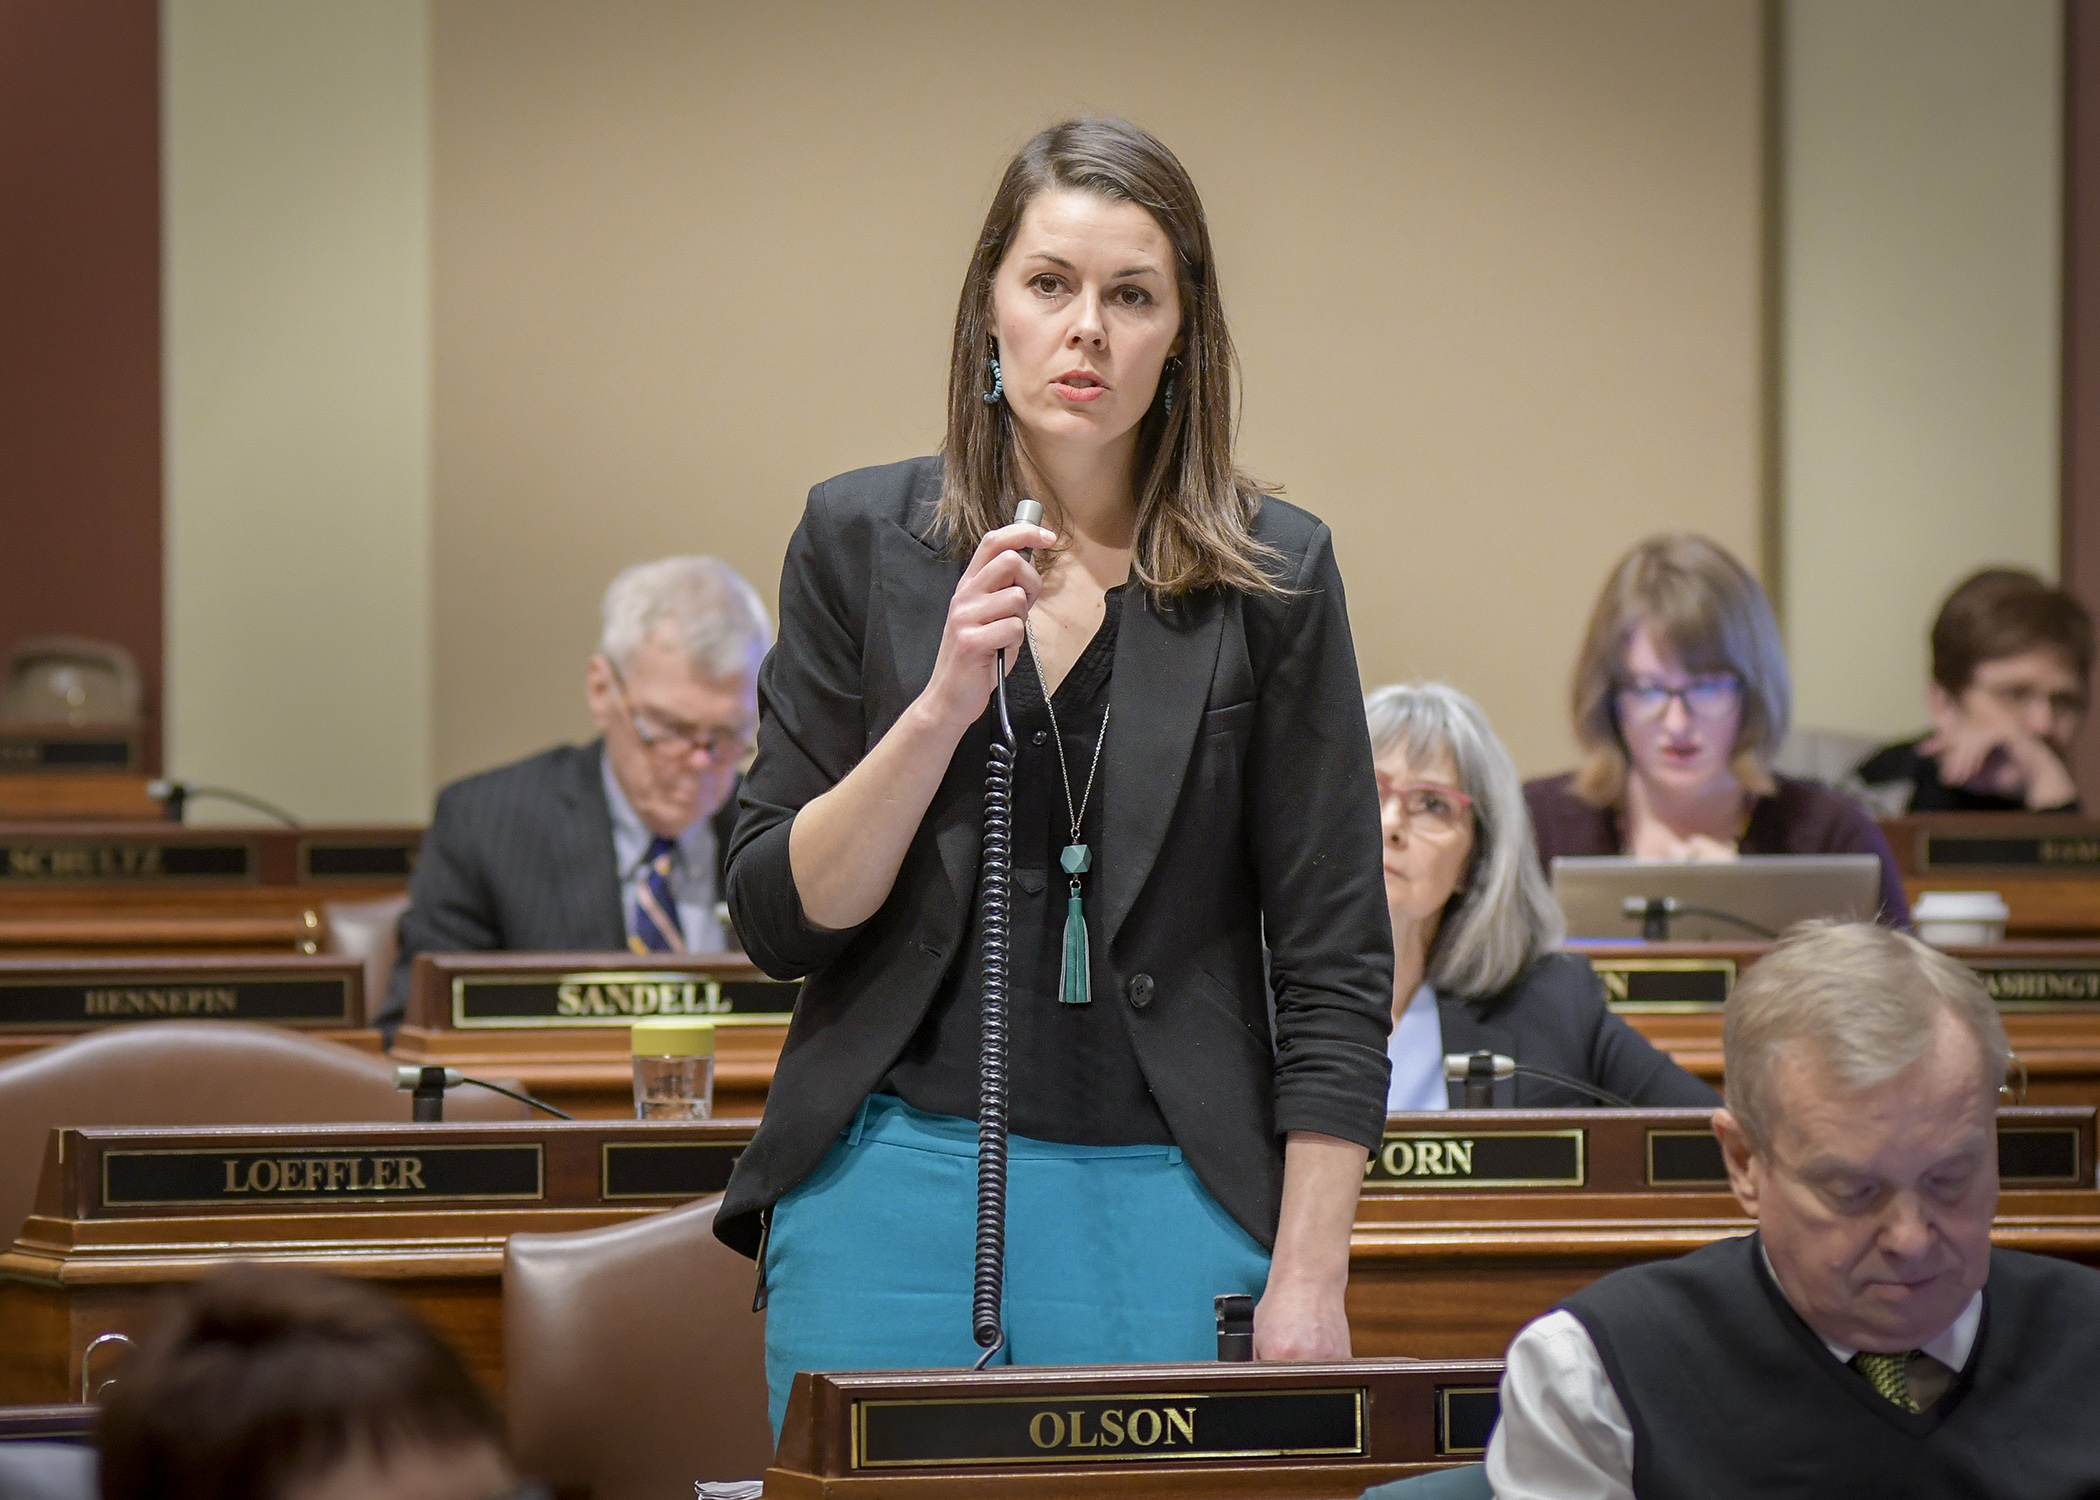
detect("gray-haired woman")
[1367,682,1718,1110]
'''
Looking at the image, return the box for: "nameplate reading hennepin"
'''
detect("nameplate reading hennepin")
[0,974,352,1030]
[1922,833,2100,871]
[102,1144,544,1209]
[450,970,798,1028]
[0,841,251,881]
[1363,1130,1585,1190]
[853,1388,1365,1469]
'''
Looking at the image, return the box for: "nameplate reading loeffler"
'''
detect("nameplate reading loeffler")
[451,969,798,1028]
[0,972,353,1031]
[1594,958,1735,1009]
[0,840,252,882]
[852,1388,1365,1469]
[1363,1129,1585,1190]
[102,1143,544,1209]
[1921,833,2100,871]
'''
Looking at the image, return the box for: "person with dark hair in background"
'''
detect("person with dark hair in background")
[1526,534,1909,925]
[1855,568,2093,813]
[721,116,1391,1435]
[98,1262,518,1500]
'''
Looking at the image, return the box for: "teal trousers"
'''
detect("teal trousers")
[762,1093,1272,1437]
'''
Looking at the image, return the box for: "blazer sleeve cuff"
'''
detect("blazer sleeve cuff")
[726,816,859,979]
[1273,1048,1391,1151]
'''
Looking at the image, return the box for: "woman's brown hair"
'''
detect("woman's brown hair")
[937,117,1281,597]
[1570,534,1791,806]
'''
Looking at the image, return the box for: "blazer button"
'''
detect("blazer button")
[1032,729,1049,746]
[1126,973,1155,1009]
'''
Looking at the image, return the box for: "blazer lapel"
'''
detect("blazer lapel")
[1097,587,1225,949]
[558,742,626,948]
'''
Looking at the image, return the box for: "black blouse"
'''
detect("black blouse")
[882,585,1171,1145]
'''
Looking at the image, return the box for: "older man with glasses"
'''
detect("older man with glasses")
[378,557,771,1036]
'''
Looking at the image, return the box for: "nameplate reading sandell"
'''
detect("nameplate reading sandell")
[766,1361,1504,1497]
[0,956,359,1031]
[407,952,799,1031]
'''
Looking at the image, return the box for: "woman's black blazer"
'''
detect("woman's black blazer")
[1436,952,1720,1109]
[717,456,1394,1256]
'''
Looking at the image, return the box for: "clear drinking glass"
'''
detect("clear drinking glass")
[631,1018,715,1120]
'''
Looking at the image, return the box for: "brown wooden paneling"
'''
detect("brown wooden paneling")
[0,1,162,771]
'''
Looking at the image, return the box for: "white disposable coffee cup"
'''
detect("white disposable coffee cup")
[1911,890,2010,948]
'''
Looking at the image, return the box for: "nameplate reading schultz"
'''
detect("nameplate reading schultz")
[102,1144,544,1209]
[0,973,353,1031]
[1363,1130,1585,1190]
[852,1388,1365,1469]
[451,970,798,1028]
[0,841,252,882]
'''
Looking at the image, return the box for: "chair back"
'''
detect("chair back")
[505,1194,771,1497]
[323,895,410,1024]
[1,637,141,723]
[0,1021,525,1248]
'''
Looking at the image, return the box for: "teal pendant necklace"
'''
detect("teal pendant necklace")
[1027,620,1109,1007]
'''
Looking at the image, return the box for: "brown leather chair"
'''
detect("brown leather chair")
[0,1021,527,1249]
[322,894,409,1024]
[505,1194,771,1497]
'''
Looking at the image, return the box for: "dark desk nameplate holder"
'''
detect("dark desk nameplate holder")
[390,952,803,1119]
[765,1359,1503,1498]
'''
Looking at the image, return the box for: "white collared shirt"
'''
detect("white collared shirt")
[601,756,723,953]
[1387,982,1451,1112]
[1486,1249,1985,1500]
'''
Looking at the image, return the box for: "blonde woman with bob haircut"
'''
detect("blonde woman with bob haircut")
[720,118,1392,1433]
[1368,683,1715,1112]
[1525,535,1908,924]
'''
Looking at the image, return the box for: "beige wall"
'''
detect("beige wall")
[163,0,433,822]
[1781,0,2062,742]
[431,0,1764,786]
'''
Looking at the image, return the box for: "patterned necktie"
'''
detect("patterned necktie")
[628,835,686,954]
[1850,1350,1921,1413]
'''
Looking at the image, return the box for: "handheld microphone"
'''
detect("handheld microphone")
[392,1065,574,1122]
[1442,1050,1635,1110]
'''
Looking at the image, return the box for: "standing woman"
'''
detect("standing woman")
[720,118,1392,1432]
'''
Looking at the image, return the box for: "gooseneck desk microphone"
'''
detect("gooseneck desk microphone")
[970,496,1042,1367]
[1443,1051,1634,1109]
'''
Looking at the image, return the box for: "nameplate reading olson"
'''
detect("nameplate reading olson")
[1921,834,2100,871]
[0,841,251,882]
[451,970,799,1028]
[1363,1130,1585,1190]
[0,973,352,1030]
[853,1388,1365,1469]
[101,1144,544,1209]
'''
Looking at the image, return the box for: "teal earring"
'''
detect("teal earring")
[1161,356,1181,417]
[982,350,1004,405]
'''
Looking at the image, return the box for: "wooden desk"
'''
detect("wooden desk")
[0,1118,755,1404]
[392,953,799,1119]
[1345,1106,2100,1361]
[1577,939,2100,1108]
[0,776,159,823]
[0,955,378,1064]
[1884,812,2100,936]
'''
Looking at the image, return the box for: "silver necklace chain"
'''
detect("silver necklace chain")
[1025,618,1109,842]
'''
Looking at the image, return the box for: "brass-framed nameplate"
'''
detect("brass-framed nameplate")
[600,1140,743,1200]
[451,969,799,1028]
[1647,1126,2084,1188]
[1919,831,2100,872]
[852,1387,1365,1469]
[1595,957,1736,1011]
[298,836,420,882]
[1969,963,2100,1007]
[101,1143,545,1209]
[0,838,254,883]
[0,970,353,1030]
[1437,1386,1501,1457]
[1364,1129,1585,1191]
[0,731,138,773]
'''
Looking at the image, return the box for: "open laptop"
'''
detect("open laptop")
[1550,854,1886,942]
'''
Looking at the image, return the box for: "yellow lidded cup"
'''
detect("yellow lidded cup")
[631,1018,715,1119]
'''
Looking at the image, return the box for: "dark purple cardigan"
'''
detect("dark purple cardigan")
[1524,772,1911,927]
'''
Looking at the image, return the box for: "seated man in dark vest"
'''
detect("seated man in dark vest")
[1487,920,2100,1499]
[378,556,771,1036]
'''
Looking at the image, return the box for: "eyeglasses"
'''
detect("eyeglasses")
[1614,674,1741,725]
[1376,777,1474,834]
[607,663,755,764]
[1981,682,2088,723]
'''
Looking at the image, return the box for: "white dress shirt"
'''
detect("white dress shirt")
[601,757,723,953]
[1387,982,1450,1112]
[1486,1251,1984,1500]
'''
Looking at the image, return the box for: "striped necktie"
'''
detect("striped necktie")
[628,835,686,954]
[1850,1350,1921,1413]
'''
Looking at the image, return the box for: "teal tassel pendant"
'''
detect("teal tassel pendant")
[1058,844,1092,1006]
